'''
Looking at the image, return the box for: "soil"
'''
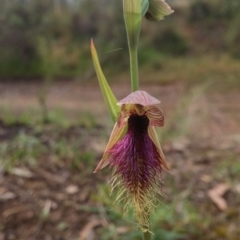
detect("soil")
[0,80,240,240]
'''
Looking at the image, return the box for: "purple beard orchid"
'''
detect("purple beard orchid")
[94,90,169,231]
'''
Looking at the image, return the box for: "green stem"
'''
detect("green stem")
[143,231,152,240]
[129,46,139,91]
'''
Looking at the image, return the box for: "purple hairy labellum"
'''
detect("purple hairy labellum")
[94,90,169,232]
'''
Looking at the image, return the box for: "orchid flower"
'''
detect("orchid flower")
[91,0,173,237]
[94,90,169,231]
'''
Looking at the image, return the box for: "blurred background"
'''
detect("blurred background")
[0,0,240,239]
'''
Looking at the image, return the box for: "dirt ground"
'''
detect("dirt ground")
[1,79,240,136]
[0,80,240,240]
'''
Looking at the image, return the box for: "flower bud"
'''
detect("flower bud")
[145,0,174,21]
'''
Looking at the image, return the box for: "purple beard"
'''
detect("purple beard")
[108,114,162,195]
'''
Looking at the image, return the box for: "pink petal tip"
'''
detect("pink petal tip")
[117,90,160,106]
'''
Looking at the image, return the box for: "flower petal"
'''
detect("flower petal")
[117,90,160,106]
[148,126,169,171]
[117,105,130,127]
[94,123,127,173]
[146,106,164,127]
[108,114,163,231]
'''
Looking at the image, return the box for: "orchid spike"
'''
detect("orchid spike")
[94,90,169,232]
[145,0,174,21]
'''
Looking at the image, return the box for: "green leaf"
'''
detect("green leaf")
[90,39,119,122]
